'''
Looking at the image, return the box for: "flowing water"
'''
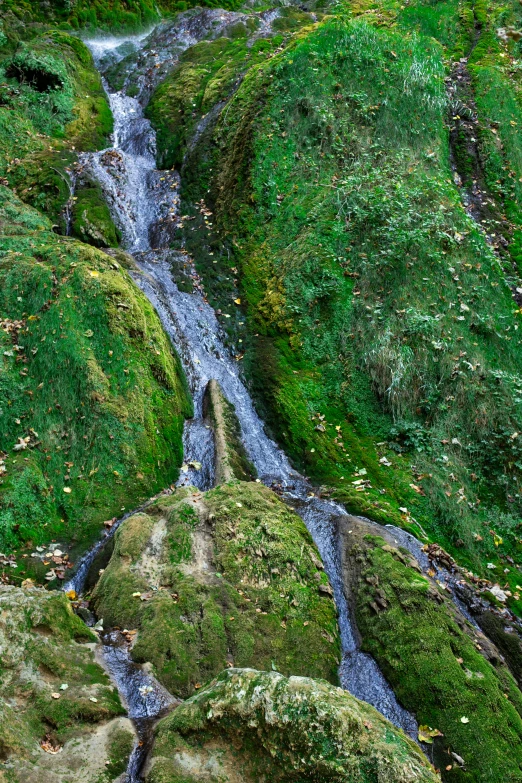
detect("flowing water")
[75,24,419,779]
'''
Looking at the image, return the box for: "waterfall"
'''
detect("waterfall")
[73,25,418,780]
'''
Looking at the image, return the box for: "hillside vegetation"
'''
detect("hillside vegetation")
[150,4,522,597]
[0,30,191,554]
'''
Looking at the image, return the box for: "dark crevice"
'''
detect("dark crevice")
[5,64,64,92]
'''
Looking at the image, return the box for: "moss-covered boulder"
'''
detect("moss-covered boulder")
[340,522,522,781]
[91,481,340,699]
[202,379,255,483]
[71,178,121,248]
[0,186,192,553]
[0,585,134,782]
[144,668,439,783]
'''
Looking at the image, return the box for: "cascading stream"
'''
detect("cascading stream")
[75,26,418,778]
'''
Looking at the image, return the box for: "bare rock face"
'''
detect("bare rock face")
[0,585,134,783]
[144,668,439,783]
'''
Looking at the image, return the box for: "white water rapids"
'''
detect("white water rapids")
[75,25,418,780]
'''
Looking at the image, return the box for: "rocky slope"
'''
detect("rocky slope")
[2,0,522,781]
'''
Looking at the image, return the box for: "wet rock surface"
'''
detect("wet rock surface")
[144,668,439,783]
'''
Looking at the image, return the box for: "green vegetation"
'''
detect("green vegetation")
[0,585,124,761]
[91,482,340,698]
[0,26,191,556]
[71,179,121,248]
[0,186,191,552]
[156,15,522,582]
[0,30,113,233]
[351,534,522,781]
[0,0,255,35]
[145,25,313,170]
[147,668,439,783]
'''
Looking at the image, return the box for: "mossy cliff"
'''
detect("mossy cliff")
[145,668,439,783]
[340,522,522,782]
[0,585,134,783]
[0,187,191,553]
[149,11,522,590]
[91,481,340,698]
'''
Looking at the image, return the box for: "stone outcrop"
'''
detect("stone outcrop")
[144,668,439,783]
[0,585,134,783]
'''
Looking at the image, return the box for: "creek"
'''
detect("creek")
[72,20,419,780]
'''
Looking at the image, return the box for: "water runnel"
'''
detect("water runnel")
[78,23,419,745]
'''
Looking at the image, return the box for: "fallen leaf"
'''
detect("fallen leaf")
[63,487,72,494]
[418,725,443,743]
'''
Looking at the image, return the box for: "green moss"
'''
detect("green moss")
[0,585,124,759]
[91,482,340,699]
[352,535,522,781]
[147,668,439,783]
[104,724,136,779]
[0,187,192,553]
[72,179,121,248]
[145,35,288,171]
[475,610,522,688]
[173,14,522,580]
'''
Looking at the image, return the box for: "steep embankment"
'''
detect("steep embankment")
[0,30,191,557]
[148,11,522,596]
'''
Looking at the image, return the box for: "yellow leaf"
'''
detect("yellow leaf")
[418,725,443,743]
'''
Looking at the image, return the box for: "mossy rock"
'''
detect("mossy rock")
[145,668,439,783]
[91,481,340,699]
[202,379,256,483]
[71,179,121,248]
[341,525,522,782]
[0,584,135,782]
[0,186,192,553]
[0,29,112,230]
